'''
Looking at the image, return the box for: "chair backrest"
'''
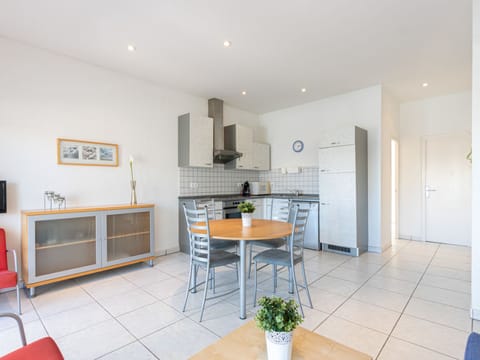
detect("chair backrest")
[0,229,8,271]
[288,206,310,260]
[192,200,216,220]
[270,199,291,222]
[183,205,211,265]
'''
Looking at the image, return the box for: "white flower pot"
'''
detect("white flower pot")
[241,213,253,227]
[265,331,293,360]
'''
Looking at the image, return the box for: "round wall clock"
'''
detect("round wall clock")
[292,140,304,153]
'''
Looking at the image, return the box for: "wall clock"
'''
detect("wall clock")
[292,140,304,153]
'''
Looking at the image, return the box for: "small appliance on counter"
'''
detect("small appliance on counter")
[242,181,250,196]
[250,181,271,195]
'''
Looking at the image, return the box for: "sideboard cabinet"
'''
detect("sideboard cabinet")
[21,204,154,296]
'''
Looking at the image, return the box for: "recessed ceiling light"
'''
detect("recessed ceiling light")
[301,88,307,93]
[241,91,247,95]
[422,82,429,87]
[127,44,136,52]
[223,40,231,48]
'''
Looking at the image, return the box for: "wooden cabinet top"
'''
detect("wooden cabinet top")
[22,203,154,216]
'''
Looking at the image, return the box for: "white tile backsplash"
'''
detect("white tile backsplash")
[178,165,319,196]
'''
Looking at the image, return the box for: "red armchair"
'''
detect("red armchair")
[0,229,20,314]
[0,313,63,360]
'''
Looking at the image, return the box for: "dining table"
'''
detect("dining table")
[207,218,292,320]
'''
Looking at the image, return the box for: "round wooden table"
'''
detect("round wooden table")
[208,219,292,319]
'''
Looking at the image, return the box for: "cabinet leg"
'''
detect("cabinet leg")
[147,259,154,267]
[26,287,36,298]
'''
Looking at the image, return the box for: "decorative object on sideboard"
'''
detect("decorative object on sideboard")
[0,181,6,213]
[238,201,255,227]
[43,191,66,210]
[255,296,303,360]
[57,138,118,166]
[129,156,137,205]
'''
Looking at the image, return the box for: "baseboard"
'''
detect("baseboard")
[368,246,382,253]
[155,246,180,257]
[471,308,480,320]
[398,234,423,241]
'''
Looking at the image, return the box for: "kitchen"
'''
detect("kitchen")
[178,98,367,257]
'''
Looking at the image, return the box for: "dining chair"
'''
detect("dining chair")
[182,205,240,321]
[0,229,21,315]
[0,313,63,360]
[247,198,291,282]
[252,205,313,316]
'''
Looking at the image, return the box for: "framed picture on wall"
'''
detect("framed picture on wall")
[57,138,118,166]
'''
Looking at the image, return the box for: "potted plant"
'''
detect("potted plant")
[255,296,303,360]
[238,201,255,227]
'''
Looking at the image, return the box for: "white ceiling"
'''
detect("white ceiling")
[0,0,472,113]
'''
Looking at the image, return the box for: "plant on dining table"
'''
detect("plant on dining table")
[237,201,256,213]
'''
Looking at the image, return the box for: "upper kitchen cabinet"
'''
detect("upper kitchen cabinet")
[178,113,214,168]
[224,124,254,170]
[252,143,270,170]
[318,126,356,148]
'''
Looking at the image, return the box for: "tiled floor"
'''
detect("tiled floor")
[0,239,474,359]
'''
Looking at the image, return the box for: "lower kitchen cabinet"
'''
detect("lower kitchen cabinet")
[21,204,155,296]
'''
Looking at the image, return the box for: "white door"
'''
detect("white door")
[425,134,471,246]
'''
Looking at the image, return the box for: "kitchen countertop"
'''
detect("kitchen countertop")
[178,193,319,202]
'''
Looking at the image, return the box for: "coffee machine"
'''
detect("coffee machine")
[242,181,250,196]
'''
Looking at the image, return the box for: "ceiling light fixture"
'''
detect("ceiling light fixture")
[301,88,307,93]
[127,44,136,52]
[422,82,429,87]
[223,40,231,48]
[241,91,247,95]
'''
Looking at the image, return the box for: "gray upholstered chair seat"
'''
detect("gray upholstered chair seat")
[211,239,237,251]
[253,249,302,266]
[194,250,240,268]
[249,238,285,249]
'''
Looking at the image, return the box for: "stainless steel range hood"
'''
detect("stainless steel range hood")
[208,98,242,164]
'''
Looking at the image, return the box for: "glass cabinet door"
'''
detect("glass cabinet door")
[106,211,151,263]
[34,216,98,277]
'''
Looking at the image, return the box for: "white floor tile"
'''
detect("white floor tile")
[426,265,471,282]
[366,275,417,296]
[414,284,471,310]
[379,337,455,360]
[307,286,349,313]
[56,319,135,360]
[392,314,469,359]
[334,299,401,334]
[121,266,171,287]
[0,291,38,330]
[31,284,94,318]
[117,300,184,338]
[98,287,157,317]
[404,297,472,332]
[299,307,329,331]
[377,266,423,283]
[98,341,157,360]
[141,317,218,359]
[310,276,361,297]
[420,274,471,294]
[142,277,186,300]
[81,277,137,300]
[328,267,372,284]
[315,316,388,358]
[0,319,47,357]
[42,302,112,338]
[352,285,410,312]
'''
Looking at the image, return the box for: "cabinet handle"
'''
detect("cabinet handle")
[320,202,329,205]
[320,169,328,172]
[330,141,338,145]
[205,163,212,166]
[238,165,243,168]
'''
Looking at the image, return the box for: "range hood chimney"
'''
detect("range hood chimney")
[208,98,242,164]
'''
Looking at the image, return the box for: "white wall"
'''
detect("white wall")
[398,92,472,241]
[259,86,385,251]
[471,0,480,320]
[380,89,400,250]
[0,37,259,270]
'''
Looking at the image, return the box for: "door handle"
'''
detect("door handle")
[320,202,329,205]
[425,186,437,199]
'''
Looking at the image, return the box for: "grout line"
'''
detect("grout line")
[375,243,442,359]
